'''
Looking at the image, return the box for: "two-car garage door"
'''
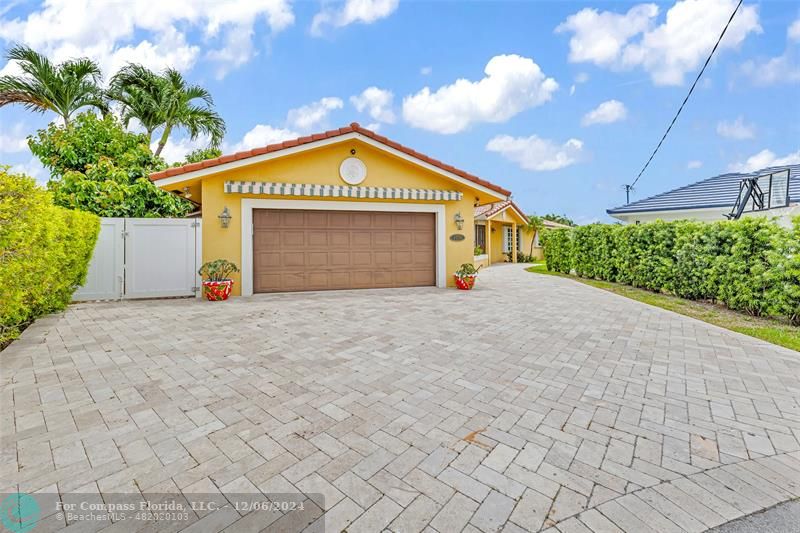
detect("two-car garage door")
[253,209,436,293]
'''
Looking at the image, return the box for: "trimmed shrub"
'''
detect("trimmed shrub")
[672,220,723,300]
[711,217,780,316]
[766,218,800,325]
[540,217,800,324]
[542,228,572,274]
[0,168,99,347]
[573,223,618,281]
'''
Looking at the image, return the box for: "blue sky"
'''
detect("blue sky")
[1,0,798,223]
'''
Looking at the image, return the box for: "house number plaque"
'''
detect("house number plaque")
[449,234,466,241]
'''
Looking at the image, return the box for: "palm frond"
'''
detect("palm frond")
[0,76,53,113]
[180,105,226,145]
[184,84,213,106]
[1,45,106,122]
[62,57,103,84]
[110,64,225,152]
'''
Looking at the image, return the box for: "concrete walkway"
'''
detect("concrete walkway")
[1,263,799,532]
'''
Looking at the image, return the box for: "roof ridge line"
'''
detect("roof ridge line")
[150,122,512,197]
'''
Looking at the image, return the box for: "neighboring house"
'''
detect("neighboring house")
[150,122,519,296]
[473,201,570,267]
[607,164,800,226]
[473,200,527,268]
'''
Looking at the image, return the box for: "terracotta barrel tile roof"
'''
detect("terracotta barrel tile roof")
[475,200,528,220]
[149,122,511,197]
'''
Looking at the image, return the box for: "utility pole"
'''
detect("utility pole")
[623,184,634,204]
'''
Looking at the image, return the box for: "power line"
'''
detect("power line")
[624,0,744,202]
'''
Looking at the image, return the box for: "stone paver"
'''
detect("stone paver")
[1,263,799,532]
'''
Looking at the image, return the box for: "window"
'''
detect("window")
[516,227,523,251]
[475,224,486,252]
[503,226,513,253]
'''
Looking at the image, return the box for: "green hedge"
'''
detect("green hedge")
[1,168,99,346]
[542,217,800,325]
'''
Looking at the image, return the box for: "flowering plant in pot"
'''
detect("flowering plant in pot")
[454,263,481,290]
[198,259,240,301]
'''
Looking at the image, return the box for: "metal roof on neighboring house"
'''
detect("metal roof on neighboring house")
[607,164,800,215]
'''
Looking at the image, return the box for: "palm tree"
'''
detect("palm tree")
[109,64,225,157]
[525,215,544,258]
[108,64,164,141]
[0,45,107,126]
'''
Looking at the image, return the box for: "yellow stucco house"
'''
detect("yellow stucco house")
[150,123,529,296]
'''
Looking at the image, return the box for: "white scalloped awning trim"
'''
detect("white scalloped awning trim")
[224,181,463,201]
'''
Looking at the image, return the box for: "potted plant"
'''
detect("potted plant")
[454,263,481,290]
[198,259,240,301]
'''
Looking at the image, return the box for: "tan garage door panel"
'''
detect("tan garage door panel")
[253,209,435,293]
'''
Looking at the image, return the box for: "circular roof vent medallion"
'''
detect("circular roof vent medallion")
[339,157,367,185]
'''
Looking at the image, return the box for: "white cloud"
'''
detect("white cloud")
[569,72,589,96]
[557,4,658,66]
[739,18,800,86]
[486,134,584,171]
[789,18,800,42]
[420,66,432,75]
[222,94,343,154]
[581,99,627,126]
[364,122,381,131]
[556,0,761,86]
[729,148,800,172]
[311,0,399,36]
[286,97,344,131]
[740,54,800,86]
[0,123,29,153]
[687,160,703,169]
[228,124,300,152]
[402,54,558,134]
[350,87,395,124]
[716,116,755,140]
[154,135,212,164]
[0,0,294,79]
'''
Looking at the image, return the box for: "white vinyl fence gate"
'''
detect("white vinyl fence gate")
[73,218,202,301]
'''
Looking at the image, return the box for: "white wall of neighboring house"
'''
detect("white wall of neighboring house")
[612,204,799,226]
[611,207,731,224]
[741,204,800,228]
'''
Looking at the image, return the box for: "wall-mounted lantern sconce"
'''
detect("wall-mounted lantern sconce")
[454,211,465,231]
[218,207,232,228]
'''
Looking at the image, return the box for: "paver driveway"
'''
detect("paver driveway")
[2,264,800,532]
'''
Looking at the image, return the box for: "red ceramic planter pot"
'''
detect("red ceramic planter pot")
[454,275,477,290]
[203,279,234,301]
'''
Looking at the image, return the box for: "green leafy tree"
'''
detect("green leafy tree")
[181,147,222,165]
[109,64,225,156]
[28,112,192,217]
[0,45,107,125]
[542,213,575,226]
